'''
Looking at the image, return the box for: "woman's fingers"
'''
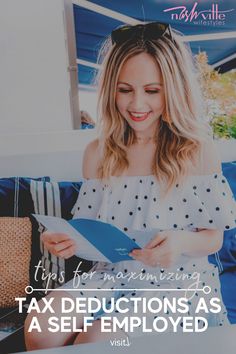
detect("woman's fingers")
[130,248,155,265]
[130,248,150,259]
[41,231,70,243]
[46,242,76,259]
[145,233,166,249]
[52,239,76,253]
[41,231,76,258]
[130,243,168,267]
[57,245,77,259]
[130,242,180,268]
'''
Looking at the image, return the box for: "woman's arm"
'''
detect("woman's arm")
[181,228,223,257]
[41,140,100,259]
[130,229,223,268]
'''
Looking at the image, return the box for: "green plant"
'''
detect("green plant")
[210,115,236,139]
[195,52,236,139]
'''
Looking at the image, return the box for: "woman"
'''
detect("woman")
[25,22,235,350]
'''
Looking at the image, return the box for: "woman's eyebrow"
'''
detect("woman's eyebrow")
[117,81,163,86]
[144,82,163,86]
[117,81,132,86]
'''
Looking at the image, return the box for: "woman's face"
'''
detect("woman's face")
[116,52,165,137]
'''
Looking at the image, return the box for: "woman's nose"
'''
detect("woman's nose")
[130,90,145,110]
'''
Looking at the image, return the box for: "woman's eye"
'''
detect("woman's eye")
[118,88,132,93]
[145,90,160,94]
[117,88,160,94]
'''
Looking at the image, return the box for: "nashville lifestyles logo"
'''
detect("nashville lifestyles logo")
[163,2,234,26]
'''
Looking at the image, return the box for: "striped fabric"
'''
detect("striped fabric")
[31,180,61,217]
[30,180,65,290]
[0,176,50,217]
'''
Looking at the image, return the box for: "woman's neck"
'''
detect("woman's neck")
[134,125,158,145]
[135,135,156,145]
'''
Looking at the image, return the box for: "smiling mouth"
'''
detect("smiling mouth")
[128,111,151,122]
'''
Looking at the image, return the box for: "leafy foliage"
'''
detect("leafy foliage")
[195,52,236,139]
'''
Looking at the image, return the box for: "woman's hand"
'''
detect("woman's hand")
[41,231,77,259]
[130,230,188,268]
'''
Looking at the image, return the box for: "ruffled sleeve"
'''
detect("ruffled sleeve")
[71,179,105,220]
[182,173,236,231]
[70,174,235,233]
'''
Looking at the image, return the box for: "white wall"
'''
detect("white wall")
[0,129,97,180]
[0,0,73,134]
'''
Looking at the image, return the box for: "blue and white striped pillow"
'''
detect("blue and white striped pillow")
[31,180,62,217]
[0,176,50,217]
[30,179,88,293]
[30,180,65,290]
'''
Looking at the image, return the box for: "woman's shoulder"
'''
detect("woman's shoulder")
[190,139,221,176]
[82,139,101,179]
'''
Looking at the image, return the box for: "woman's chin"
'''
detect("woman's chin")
[127,119,158,134]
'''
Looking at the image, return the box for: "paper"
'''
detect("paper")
[32,214,145,263]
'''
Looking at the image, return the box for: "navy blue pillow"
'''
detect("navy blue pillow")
[220,269,236,324]
[208,162,236,271]
[0,177,50,217]
[59,181,83,220]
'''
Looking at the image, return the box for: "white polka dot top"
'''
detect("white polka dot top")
[64,173,235,314]
[72,173,235,233]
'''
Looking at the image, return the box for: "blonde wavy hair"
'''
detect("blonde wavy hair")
[96,26,210,191]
